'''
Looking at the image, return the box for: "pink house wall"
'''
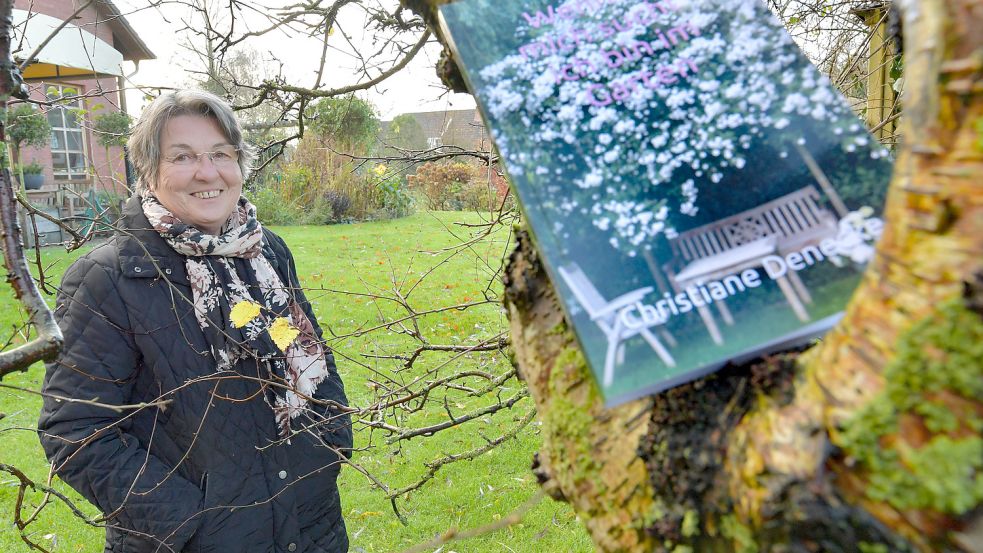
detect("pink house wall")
[14,0,130,196]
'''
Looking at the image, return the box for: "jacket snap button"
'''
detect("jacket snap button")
[287,543,297,552]
[133,266,142,273]
[278,470,287,480]
[164,268,172,275]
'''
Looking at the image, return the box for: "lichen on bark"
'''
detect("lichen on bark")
[503,230,660,552]
[837,298,983,521]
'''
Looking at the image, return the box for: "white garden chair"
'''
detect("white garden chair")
[557,263,676,387]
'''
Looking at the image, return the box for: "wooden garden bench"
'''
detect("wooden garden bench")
[664,185,838,344]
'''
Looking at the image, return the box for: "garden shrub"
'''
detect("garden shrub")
[6,104,50,165]
[296,194,336,226]
[373,165,414,218]
[460,178,499,212]
[250,186,304,226]
[323,190,352,219]
[94,190,128,221]
[408,161,500,211]
[248,135,416,225]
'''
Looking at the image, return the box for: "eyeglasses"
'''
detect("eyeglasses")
[163,147,240,168]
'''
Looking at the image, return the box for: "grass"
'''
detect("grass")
[0,211,594,552]
[594,275,861,401]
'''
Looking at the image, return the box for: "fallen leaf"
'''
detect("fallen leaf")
[269,317,300,350]
[230,300,262,328]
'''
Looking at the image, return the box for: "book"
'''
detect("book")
[438,0,893,406]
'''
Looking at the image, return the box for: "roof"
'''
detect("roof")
[849,1,891,22]
[389,109,486,146]
[15,9,126,79]
[95,0,155,61]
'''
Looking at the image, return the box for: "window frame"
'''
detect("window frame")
[46,83,90,183]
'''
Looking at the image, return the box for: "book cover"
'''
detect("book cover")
[438,0,893,406]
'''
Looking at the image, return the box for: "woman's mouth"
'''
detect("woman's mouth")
[192,190,221,199]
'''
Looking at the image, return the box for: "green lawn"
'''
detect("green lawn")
[0,212,593,552]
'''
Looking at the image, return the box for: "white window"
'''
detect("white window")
[46,85,88,181]
[427,136,442,149]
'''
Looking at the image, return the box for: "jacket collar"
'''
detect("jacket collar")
[116,195,279,286]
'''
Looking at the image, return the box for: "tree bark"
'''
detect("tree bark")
[0,0,63,379]
[409,0,983,551]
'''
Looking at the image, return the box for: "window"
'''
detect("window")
[427,136,442,149]
[46,85,88,181]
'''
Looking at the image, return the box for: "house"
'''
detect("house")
[383,109,489,151]
[12,0,154,203]
[849,2,899,142]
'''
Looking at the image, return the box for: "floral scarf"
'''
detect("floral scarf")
[141,193,330,437]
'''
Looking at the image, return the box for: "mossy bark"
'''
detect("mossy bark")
[407,0,983,550]
[503,234,660,551]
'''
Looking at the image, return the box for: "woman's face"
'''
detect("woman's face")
[154,115,243,235]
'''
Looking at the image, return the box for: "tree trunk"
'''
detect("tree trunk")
[409,0,983,550]
[0,0,63,378]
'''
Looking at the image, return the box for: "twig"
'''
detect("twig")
[386,390,529,444]
[388,408,536,499]
[256,30,431,99]
[0,463,104,553]
[397,489,547,553]
[0,383,172,413]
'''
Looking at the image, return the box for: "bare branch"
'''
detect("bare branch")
[0,168,63,376]
[398,489,547,553]
[256,29,431,100]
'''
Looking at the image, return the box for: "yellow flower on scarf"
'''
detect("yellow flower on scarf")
[230,300,262,328]
[269,317,300,351]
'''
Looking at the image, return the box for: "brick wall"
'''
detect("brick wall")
[14,0,129,195]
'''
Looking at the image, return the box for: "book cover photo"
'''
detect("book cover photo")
[438,0,893,406]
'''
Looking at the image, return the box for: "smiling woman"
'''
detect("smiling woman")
[155,115,244,234]
[38,90,354,553]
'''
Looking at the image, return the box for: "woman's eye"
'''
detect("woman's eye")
[212,152,232,161]
[172,153,193,163]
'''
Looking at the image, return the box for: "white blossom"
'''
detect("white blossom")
[471,0,880,254]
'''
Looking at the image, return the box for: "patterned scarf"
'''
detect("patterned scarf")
[141,193,330,437]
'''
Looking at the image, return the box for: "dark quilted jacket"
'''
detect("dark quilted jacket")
[38,197,353,553]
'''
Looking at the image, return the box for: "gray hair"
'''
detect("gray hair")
[127,90,255,194]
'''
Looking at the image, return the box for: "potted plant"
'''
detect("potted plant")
[93,110,132,187]
[7,104,51,166]
[16,161,45,190]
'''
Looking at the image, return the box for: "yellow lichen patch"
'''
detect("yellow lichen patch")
[230,300,262,328]
[504,237,659,551]
[723,361,827,527]
[269,317,300,351]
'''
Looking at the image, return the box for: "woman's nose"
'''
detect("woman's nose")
[193,155,221,179]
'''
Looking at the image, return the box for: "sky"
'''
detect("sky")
[111,0,476,120]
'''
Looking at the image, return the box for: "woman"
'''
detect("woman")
[38,90,353,553]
